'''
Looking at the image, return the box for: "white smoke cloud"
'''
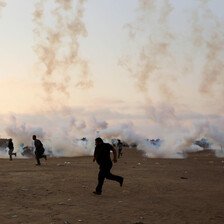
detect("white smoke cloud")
[89,116,108,131]
[119,0,224,157]
[1,1,224,159]
[1,108,224,159]
[4,115,45,146]
[145,103,176,126]
[2,113,92,157]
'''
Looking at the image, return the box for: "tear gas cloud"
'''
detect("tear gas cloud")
[118,0,224,156]
[0,0,224,158]
[120,0,224,106]
[33,0,93,104]
[1,109,224,159]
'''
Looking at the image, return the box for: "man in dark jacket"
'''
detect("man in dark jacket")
[8,139,16,161]
[93,137,124,195]
[32,135,47,165]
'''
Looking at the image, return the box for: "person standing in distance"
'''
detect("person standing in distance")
[8,139,16,161]
[117,139,123,158]
[93,137,124,195]
[32,135,47,166]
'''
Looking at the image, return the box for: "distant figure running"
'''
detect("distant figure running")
[8,139,16,161]
[93,137,124,195]
[117,139,123,158]
[32,135,47,166]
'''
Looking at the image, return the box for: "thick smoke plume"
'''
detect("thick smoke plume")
[5,115,45,146]
[1,1,223,159]
[33,0,93,103]
[189,0,224,95]
[1,110,224,159]
[3,113,93,157]
[119,0,224,157]
[121,0,224,102]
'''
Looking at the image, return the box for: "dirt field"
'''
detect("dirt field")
[0,147,224,224]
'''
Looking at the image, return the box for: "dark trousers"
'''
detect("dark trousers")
[9,149,16,160]
[118,148,122,158]
[35,150,45,165]
[96,162,123,193]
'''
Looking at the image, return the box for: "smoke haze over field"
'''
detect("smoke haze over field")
[0,0,223,158]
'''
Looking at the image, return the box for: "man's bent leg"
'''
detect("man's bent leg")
[96,169,106,193]
[106,170,123,186]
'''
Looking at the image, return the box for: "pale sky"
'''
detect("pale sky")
[0,0,224,154]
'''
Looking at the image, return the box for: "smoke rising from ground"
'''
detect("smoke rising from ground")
[1,1,223,159]
[119,0,224,157]
[1,107,224,159]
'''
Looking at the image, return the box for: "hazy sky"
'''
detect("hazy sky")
[0,0,224,155]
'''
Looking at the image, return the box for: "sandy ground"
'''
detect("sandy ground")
[0,147,224,224]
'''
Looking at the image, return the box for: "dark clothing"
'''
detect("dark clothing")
[8,141,14,150]
[8,140,16,160]
[94,143,113,165]
[34,139,44,152]
[35,150,45,165]
[34,139,45,165]
[94,143,123,193]
[117,142,123,158]
[96,161,123,193]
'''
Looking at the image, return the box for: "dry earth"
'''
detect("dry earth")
[0,147,224,224]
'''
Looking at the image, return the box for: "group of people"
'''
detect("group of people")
[8,135,46,165]
[8,136,124,195]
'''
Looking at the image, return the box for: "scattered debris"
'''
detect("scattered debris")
[180,176,188,179]
[21,188,29,191]
[58,202,65,205]
[11,215,18,218]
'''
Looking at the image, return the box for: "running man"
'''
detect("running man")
[32,135,47,165]
[93,137,124,195]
